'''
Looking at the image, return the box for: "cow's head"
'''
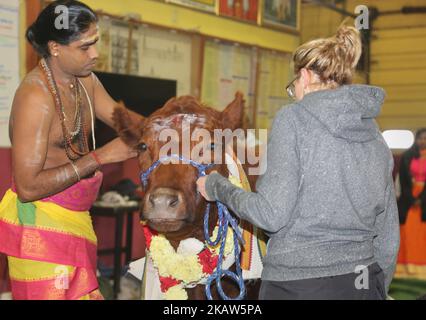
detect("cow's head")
[113,93,245,241]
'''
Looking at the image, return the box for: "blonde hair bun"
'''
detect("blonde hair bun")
[293,23,362,85]
[335,25,362,69]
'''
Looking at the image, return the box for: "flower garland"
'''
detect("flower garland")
[142,224,235,300]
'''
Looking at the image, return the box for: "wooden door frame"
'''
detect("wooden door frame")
[25,0,43,72]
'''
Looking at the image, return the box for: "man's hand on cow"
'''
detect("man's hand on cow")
[196,171,218,201]
[96,137,139,165]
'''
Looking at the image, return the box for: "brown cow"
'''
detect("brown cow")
[113,92,262,300]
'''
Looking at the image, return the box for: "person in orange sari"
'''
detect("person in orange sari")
[0,0,143,300]
[396,128,426,279]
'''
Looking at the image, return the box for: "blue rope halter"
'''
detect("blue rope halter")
[140,154,246,300]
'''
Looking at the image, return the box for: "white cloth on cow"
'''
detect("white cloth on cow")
[225,150,264,280]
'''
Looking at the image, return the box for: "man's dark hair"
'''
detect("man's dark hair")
[26,0,98,58]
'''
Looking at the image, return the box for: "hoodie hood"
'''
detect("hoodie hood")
[297,85,385,142]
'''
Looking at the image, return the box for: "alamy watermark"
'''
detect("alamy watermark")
[355,5,370,30]
[54,5,69,30]
[354,265,370,290]
[54,265,70,290]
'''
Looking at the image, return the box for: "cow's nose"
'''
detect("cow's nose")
[149,192,179,209]
[142,187,186,222]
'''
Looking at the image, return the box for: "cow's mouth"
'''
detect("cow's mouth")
[147,218,188,233]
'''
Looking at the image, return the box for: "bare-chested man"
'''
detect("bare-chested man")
[0,0,143,300]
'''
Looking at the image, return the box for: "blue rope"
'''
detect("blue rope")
[140,154,246,300]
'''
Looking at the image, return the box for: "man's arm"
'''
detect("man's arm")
[90,73,144,128]
[11,83,99,202]
[12,81,138,203]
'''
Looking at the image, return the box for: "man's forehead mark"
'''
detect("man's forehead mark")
[79,25,100,45]
[79,32,100,45]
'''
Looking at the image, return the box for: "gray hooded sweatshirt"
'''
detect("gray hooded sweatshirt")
[205,85,400,293]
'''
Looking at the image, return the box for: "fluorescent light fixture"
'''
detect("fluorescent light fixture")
[382,130,414,149]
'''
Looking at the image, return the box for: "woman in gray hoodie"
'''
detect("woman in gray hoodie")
[197,24,400,300]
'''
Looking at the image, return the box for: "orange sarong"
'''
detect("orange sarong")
[396,182,426,280]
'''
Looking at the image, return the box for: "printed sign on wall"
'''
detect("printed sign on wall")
[0,0,19,147]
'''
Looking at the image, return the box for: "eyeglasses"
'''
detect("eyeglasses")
[286,76,299,100]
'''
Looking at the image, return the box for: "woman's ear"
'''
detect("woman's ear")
[300,68,311,88]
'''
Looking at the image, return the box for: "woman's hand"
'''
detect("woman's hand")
[196,171,218,201]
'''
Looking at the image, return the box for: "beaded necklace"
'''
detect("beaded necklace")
[39,58,90,161]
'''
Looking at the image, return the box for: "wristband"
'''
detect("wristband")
[70,161,81,182]
[91,151,102,168]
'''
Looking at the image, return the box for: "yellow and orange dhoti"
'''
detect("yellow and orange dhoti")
[0,172,104,300]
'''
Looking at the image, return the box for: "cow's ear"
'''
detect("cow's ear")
[221,92,245,130]
[112,103,145,146]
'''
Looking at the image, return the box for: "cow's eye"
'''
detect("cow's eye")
[137,142,148,152]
